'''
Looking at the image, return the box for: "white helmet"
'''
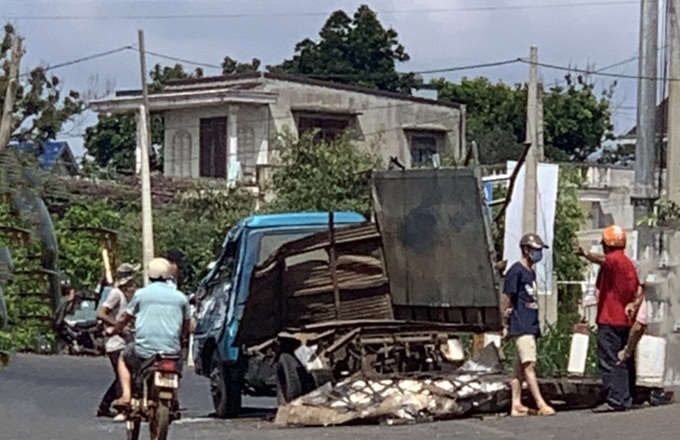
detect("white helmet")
[148,257,173,281]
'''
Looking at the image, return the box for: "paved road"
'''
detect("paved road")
[1,354,679,440]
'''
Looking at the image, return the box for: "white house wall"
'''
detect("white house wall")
[262,81,463,166]
[163,104,269,181]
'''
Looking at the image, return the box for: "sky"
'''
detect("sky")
[2,0,647,158]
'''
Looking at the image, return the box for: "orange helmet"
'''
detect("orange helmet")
[602,225,626,248]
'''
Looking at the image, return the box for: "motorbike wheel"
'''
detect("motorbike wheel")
[149,402,171,440]
[126,418,141,440]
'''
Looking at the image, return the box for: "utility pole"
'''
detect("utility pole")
[668,1,680,204]
[0,36,23,150]
[537,82,545,162]
[635,0,659,200]
[138,30,154,285]
[522,46,539,235]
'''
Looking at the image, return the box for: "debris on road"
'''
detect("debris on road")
[275,345,511,427]
[274,370,509,427]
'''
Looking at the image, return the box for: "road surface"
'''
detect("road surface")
[1,354,678,440]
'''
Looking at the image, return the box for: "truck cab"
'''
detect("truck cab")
[191,211,366,418]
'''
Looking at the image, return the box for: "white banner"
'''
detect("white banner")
[502,161,560,296]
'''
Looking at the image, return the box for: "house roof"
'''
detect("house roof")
[98,72,461,111]
[12,140,79,175]
[622,97,668,139]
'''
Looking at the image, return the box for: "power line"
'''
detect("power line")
[19,45,135,77]
[0,1,638,20]
[519,59,680,81]
[141,47,524,77]
[142,49,222,70]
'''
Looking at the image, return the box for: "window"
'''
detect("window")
[408,132,440,167]
[296,113,352,142]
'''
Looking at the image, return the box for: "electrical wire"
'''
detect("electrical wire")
[19,44,135,77]
[0,1,638,20]
[519,58,680,81]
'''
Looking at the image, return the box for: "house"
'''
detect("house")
[618,97,668,149]
[89,72,466,185]
[11,140,79,176]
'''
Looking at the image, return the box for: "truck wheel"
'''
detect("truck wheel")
[276,353,314,405]
[209,351,242,418]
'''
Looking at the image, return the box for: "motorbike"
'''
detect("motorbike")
[56,319,105,356]
[125,353,183,440]
[55,293,105,356]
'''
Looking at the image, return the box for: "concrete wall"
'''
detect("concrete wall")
[162,78,464,181]
[163,104,270,183]
[578,167,635,231]
[260,80,464,168]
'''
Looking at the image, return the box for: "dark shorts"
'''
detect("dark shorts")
[122,343,146,376]
[122,342,184,375]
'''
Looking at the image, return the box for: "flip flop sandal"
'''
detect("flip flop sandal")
[538,407,556,416]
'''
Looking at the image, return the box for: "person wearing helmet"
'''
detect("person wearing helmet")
[576,225,639,412]
[502,233,556,417]
[111,258,190,409]
[95,263,139,419]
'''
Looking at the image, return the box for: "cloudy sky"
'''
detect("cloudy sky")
[4,0,646,157]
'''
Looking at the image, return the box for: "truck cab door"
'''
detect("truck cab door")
[194,230,242,344]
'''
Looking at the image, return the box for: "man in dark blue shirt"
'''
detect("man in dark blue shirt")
[502,233,555,417]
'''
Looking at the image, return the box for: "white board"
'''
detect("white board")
[502,161,560,296]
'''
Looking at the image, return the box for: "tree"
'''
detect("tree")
[84,63,201,172]
[0,23,83,145]
[222,56,260,75]
[433,75,615,163]
[268,129,379,215]
[269,5,418,93]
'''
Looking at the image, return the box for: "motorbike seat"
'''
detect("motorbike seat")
[140,353,182,375]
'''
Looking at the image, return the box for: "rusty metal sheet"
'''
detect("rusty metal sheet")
[372,168,501,310]
[236,223,393,348]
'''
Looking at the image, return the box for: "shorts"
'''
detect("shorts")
[515,334,537,364]
[122,343,146,376]
[122,342,184,375]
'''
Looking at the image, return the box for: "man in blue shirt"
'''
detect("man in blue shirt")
[112,258,190,408]
[502,233,556,417]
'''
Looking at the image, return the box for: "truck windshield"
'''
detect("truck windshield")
[258,230,324,264]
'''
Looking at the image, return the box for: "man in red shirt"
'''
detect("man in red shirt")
[577,225,639,412]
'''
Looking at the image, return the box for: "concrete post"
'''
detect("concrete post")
[523,46,539,235]
[635,0,659,197]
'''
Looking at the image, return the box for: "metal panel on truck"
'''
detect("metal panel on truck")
[372,168,501,320]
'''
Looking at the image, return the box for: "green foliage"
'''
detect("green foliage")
[554,166,588,317]
[0,199,53,353]
[502,320,599,377]
[121,188,255,290]
[268,130,379,216]
[269,5,418,93]
[543,77,615,161]
[83,114,163,173]
[55,202,122,290]
[1,23,83,144]
[222,56,260,75]
[433,76,615,163]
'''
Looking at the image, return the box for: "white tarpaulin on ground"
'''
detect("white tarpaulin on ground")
[503,161,560,296]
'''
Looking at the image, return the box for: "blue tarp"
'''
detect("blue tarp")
[12,140,72,172]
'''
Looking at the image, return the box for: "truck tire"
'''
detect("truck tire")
[209,351,242,418]
[276,353,314,405]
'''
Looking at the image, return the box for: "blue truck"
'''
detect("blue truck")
[192,169,503,418]
[191,212,368,417]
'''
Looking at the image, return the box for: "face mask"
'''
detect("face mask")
[530,250,544,263]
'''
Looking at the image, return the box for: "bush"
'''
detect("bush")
[268,130,380,216]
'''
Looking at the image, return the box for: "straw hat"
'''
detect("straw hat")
[114,263,140,287]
